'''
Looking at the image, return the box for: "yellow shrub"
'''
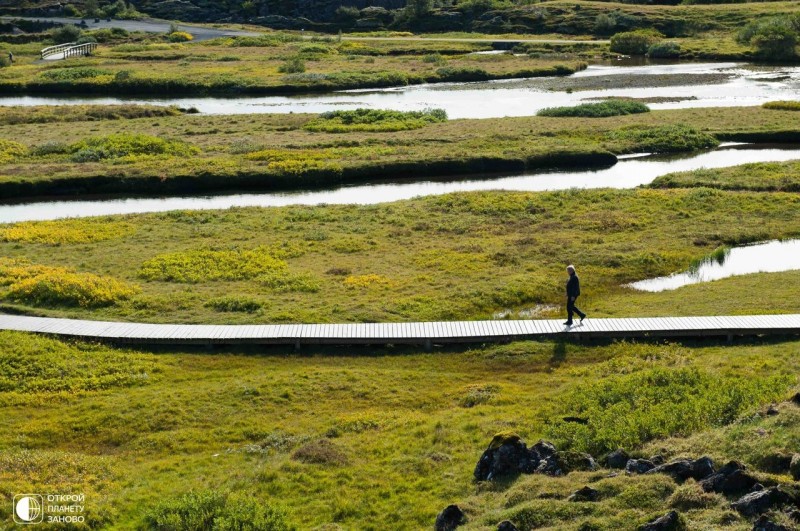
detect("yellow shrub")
[168,31,193,42]
[0,258,138,307]
[139,247,289,283]
[0,221,134,245]
[0,139,26,163]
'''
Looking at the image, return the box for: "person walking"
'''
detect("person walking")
[7,51,12,64]
[564,264,586,326]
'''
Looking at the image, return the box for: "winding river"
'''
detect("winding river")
[1,62,799,118]
[2,143,799,223]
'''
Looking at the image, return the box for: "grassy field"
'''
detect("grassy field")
[1,106,799,199]
[0,331,797,529]
[651,159,800,192]
[1,183,799,324]
[0,34,588,96]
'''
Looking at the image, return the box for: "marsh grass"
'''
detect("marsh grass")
[1,331,798,529]
[303,107,447,132]
[763,100,800,111]
[538,100,650,118]
[650,160,800,192]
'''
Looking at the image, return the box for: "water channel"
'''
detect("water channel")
[1,143,798,223]
[1,62,798,118]
[629,239,800,292]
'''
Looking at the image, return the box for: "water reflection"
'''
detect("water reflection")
[1,144,799,223]
[629,240,800,292]
[0,63,798,118]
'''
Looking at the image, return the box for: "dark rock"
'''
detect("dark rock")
[556,451,598,473]
[700,461,759,495]
[435,504,465,531]
[766,404,780,416]
[731,487,793,517]
[535,454,563,476]
[639,510,683,531]
[532,440,557,458]
[751,484,765,493]
[647,456,715,481]
[790,454,800,481]
[760,453,793,473]
[650,455,666,466]
[791,392,800,406]
[752,515,791,531]
[626,459,656,474]
[474,432,539,481]
[569,486,600,502]
[606,449,630,469]
[497,521,519,531]
[562,416,589,424]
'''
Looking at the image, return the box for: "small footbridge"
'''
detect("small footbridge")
[0,314,798,348]
[41,42,98,61]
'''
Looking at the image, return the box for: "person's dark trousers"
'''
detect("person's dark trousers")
[566,297,585,324]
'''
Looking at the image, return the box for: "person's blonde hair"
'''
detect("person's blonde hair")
[566,265,575,272]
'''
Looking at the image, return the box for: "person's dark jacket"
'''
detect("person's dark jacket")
[566,273,580,298]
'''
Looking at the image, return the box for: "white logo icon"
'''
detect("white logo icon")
[14,495,44,524]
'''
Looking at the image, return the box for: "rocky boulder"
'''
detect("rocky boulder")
[752,515,791,531]
[731,487,793,517]
[606,449,630,469]
[568,486,600,502]
[626,459,656,474]
[646,456,715,481]
[496,521,519,531]
[435,504,465,531]
[474,432,538,481]
[639,510,684,531]
[699,461,759,495]
[790,454,800,481]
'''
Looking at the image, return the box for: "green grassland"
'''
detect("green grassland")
[0,35,588,96]
[652,159,800,192]
[0,331,798,529]
[1,183,799,323]
[1,106,799,199]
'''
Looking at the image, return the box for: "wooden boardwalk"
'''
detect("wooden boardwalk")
[1,314,799,347]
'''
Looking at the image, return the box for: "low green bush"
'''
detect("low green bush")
[538,100,650,118]
[610,30,664,55]
[304,108,447,133]
[647,41,681,58]
[69,133,199,162]
[40,67,111,81]
[205,296,264,313]
[278,57,305,74]
[50,24,82,45]
[7,269,138,308]
[546,366,792,455]
[605,124,719,153]
[737,16,798,59]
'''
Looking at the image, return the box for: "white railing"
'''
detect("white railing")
[41,42,98,60]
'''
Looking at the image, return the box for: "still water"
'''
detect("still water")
[1,144,798,223]
[1,63,798,118]
[629,240,800,292]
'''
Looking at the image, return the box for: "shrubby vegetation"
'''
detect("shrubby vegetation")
[547,365,792,455]
[538,100,649,118]
[145,491,291,531]
[647,40,681,58]
[303,108,447,132]
[69,133,200,162]
[610,29,663,55]
[168,31,194,43]
[0,220,134,245]
[0,258,138,308]
[605,124,718,153]
[0,139,26,163]
[737,15,799,59]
